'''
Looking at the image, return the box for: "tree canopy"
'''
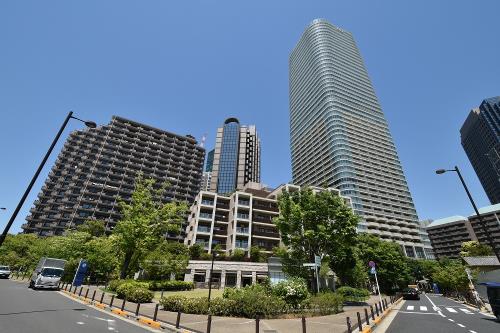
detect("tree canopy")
[460,241,494,257]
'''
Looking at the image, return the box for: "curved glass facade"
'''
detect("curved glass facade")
[217,120,240,193]
[290,19,421,251]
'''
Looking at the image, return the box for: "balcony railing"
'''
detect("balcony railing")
[197,226,211,233]
[199,213,213,219]
[236,227,249,234]
[237,213,249,220]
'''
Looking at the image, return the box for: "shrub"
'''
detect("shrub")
[336,286,370,302]
[200,252,212,260]
[108,279,136,292]
[309,292,344,315]
[160,295,186,312]
[272,277,310,307]
[148,280,194,291]
[116,282,154,303]
[231,248,246,261]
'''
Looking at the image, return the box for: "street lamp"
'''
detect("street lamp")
[207,248,218,305]
[0,111,96,247]
[435,165,500,261]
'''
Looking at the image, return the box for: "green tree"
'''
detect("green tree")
[250,246,265,262]
[113,176,188,278]
[141,241,189,280]
[273,187,359,284]
[355,233,412,293]
[77,220,106,237]
[85,236,121,282]
[432,259,470,293]
[0,234,44,270]
[460,241,494,257]
[189,243,204,259]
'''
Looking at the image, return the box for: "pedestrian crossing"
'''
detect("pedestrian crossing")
[404,305,474,314]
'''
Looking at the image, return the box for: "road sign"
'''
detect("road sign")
[72,259,89,287]
[368,261,376,268]
[315,255,321,267]
[370,267,376,275]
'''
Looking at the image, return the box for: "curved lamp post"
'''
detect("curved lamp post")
[436,166,500,261]
[0,111,96,247]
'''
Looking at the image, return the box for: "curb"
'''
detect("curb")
[355,297,403,333]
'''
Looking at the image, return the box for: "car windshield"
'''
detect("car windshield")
[0,266,9,270]
[404,288,417,293]
[41,268,63,277]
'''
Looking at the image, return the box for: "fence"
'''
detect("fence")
[12,270,400,333]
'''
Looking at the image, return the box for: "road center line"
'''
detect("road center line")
[469,330,477,333]
[446,307,457,313]
[457,323,465,328]
[424,294,445,317]
[448,319,454,322]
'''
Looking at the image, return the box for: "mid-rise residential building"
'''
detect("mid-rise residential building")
[461,96,500,204]
[200,172,212,191]
[289,19,422,257]
[209,118,261,194]
[184,182,351,256]
[426,216,477,259]
[22,116,205,238]
[468,203,500,253]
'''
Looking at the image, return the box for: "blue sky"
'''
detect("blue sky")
[1,1,499,233]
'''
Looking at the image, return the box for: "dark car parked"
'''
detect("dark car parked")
[481,282,500,321]
[402,287,420,300]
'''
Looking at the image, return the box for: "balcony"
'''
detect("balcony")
[237,213,249,220]
[236,227,249,235]
[199,213,213,220]
[238,200,250,206]
[253,229,280,239]
[197,226,211,233]
[235,242,248,249]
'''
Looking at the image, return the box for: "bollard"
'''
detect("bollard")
[110,295,115,308]
[255,315,260,333]
[91,290,96,302]
[121,298,126,311]
[135,303,141,316]
[385,298,388,308]
[175,310,181,328]
[100,292,105,304]
[375,303,379,317]
[78,287,83,297]
[301,316,306,333]
[364,308,370,325]
[370,305,375,320]
[379,301,384,311]
[346,317,352,333]
[73,285,77,294]
[85,288,89,299]
[154,304,160,322]
[161,290,164,299]
[207,314,212,333]
[357,312,362,331]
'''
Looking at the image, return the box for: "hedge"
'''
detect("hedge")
[148,280,194,291]
[336,286,370,302]
[116,282,154,303]
[308,292,344,315]
[108,279,194,292]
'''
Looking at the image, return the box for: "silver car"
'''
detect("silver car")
[0,265,11,279]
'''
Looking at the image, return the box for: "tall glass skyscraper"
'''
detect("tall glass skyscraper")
[461,96,500,204]
[209,118,261,194]
[289,19,422,256]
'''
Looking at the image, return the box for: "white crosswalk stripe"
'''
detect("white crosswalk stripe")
[407,305,414,311]
[420,306,427,311]
[460,308,473,314]
[446,307,457,313]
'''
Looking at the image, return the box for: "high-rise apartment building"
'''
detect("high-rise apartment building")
[209,118,261,194]
[289,19,421,256]
[461,96,500,204]
[22,116,205,238]
[419,219,435,260]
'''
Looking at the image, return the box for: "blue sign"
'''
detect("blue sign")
[72,259,89,287]
[370,267,376,275]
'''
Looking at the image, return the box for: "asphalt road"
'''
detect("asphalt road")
[0,278,155,333]
[386,293,499,333]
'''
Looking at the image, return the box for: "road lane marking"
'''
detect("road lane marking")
[398,311,439,315]
[407,305,414,310]
[459,308,472,314]
[469,330,477,333]
[448,319,454,322]
[420,306,427,311]
[457,324,465,328]
[424,293,445,317]
[446,307,457,313]
[76,322,85,325]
